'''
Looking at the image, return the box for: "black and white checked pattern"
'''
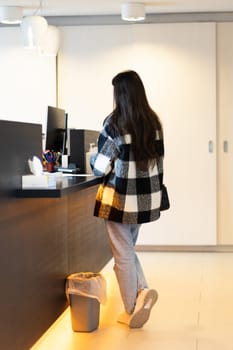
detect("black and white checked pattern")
[91,118,164,224]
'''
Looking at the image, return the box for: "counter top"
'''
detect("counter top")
[15,174,102,198]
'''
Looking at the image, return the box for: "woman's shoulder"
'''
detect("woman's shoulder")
[102,113,112,126]
[102,114,120,140]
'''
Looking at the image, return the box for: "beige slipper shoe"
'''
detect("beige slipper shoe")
[117,288,158,328]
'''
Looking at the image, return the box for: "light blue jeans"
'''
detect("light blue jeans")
[105,220,148,314]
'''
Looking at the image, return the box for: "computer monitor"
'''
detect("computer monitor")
[45,106,67,154]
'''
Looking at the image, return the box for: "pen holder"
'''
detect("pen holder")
[46,162,55,173]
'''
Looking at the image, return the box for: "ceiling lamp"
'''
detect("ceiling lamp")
[121,3,145,21]
[39,25,60,56]
[21,15,48,49]
[0,6,23,24]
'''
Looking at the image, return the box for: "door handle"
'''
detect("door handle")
[223,140,228,153]
[208,140,214,153]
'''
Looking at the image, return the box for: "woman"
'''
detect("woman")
[91,70,164,328]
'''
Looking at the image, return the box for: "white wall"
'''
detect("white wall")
[58,23,217,245]
[0,27,56,133]
[58,25,133,130]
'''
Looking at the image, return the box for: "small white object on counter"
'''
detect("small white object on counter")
[28,156,43,176]
[22,172,62,189]
[22,155,63,188]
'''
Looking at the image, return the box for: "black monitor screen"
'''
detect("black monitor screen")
[45,106,67,153]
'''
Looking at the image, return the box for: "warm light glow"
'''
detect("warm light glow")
[31,260,116,349]
[30,308,72,349]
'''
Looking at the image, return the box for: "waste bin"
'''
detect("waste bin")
[66,272,107,332]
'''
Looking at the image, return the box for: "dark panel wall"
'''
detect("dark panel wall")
[0,121,112,350]
[67,187,110,274]
[0,187,111,350]
[0,120,42,196]
[0,196,68,350]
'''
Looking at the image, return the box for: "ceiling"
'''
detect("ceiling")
[0,0,233,17]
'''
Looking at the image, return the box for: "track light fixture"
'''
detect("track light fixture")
[0,6,23,24]
[121,3,145,21]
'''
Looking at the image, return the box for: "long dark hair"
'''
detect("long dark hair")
[110,70,163,170]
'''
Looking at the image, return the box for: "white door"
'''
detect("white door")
[135,23,217,245]
[217,23,233,244]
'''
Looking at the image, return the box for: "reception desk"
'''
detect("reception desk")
[0,121,112,350]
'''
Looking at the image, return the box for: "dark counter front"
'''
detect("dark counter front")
[0,176,112,350]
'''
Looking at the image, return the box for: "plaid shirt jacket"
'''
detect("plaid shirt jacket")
[91,118,164,224]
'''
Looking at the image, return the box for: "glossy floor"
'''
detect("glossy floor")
[31,252,233,350]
